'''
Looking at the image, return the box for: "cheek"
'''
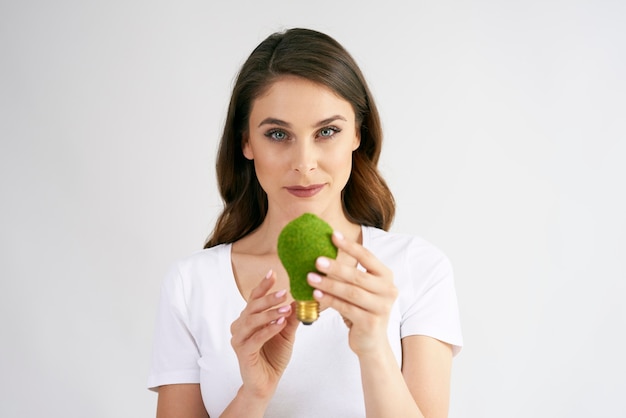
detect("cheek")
[250,149,282,186]
[326,148,354,180]
[252,156,270,178]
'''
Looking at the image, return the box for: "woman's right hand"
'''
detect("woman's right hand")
[225,269,299,414]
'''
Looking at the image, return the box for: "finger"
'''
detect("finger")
[232,268,291,343]
[314,256,379,292]
[234,313,291,355]
[307,272,383,313]
[281,302,301,333]
[247,269,276,301]
[231,300,292,348]
[235,288,290,333]
[314,256,395,304]
[246,287,289,317]
[245,270,290,314]
[311,287,371,325]
[331,230,390,277]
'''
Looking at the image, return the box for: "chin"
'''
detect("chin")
[289,205,338,223]
[281,203,323,219]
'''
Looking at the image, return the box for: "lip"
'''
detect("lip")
[285,184,325,198]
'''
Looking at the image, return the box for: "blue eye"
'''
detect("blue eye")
[319,126,340,138]
[265,129,288,141]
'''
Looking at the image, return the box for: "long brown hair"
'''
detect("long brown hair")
[205,28,395,248]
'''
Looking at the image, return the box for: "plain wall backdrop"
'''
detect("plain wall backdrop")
[1,0,624,417]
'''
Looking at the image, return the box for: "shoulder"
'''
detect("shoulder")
[171,244,230,274]
[161,244,232,294]
[362,225,455,299]
[363,226,451,268]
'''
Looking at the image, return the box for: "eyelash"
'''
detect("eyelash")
[318,126,341,138]
[265,129,289,142]
[264,126,341,142]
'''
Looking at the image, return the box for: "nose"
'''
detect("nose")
[291,140,317,173]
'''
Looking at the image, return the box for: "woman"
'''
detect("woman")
[148,28,462,417]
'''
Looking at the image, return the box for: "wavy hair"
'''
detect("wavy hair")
[205,28,395,248]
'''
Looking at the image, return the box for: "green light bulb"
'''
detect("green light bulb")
[277,213,338,325]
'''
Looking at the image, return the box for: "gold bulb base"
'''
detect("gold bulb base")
[296,300,319,325]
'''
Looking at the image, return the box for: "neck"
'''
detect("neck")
[235,207,361,255]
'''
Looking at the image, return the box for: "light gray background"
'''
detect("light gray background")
[1,1,624,417]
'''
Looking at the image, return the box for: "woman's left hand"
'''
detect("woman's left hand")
[307,230,398,356]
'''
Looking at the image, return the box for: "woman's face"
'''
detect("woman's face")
[243,76,360,221]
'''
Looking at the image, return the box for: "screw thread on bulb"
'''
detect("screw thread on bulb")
[296,300,319,325]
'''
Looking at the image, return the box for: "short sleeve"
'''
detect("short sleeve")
[399,241,463,356]
[147,263,202,390]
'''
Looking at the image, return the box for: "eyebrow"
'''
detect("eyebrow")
[257,115,347,128]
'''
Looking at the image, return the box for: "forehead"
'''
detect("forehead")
[249,76,355,124]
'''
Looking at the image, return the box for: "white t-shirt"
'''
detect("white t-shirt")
[148,226,463,417]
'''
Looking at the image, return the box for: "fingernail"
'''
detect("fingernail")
[276,316,285,325]
[278,305,291,313]
[307,272,322,284]
[275,289,287,298]
[316,257,330,269]
[265,269,273,279]
[333,230,344,240]
[313,289,324,299]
